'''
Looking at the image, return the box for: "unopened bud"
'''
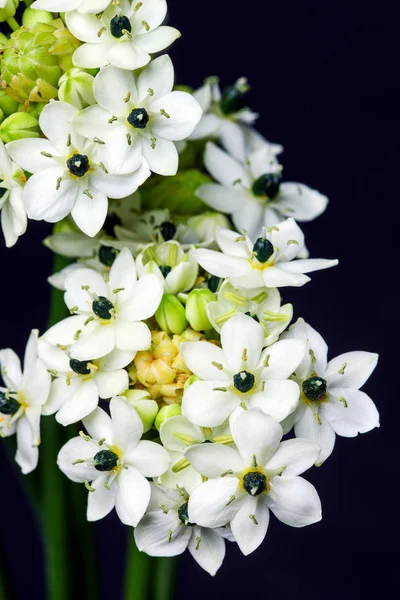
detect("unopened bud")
[155,294,188,335]
[185,288,216,331]
[187,211,231,243]
[0,90,19,118]
[155,403,182,431]
[0,112,39,143]
[58,68,96,110]
[124,390,159,433]
[22,8,53,28]
[0,0,18,22]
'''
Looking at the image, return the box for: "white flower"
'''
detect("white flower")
[57,396,170,525]
[281,318,379,465]
[48,247,163,361]
[6,101,150,237]
[38,337,133,426]
[31,0,111,14]
[134,483,227,575]
[66,0,180,70]
[72,56,202,177]
[181,313,304,427]
[0,140,27,248]
[197,142,328,239]
[186,408,322,555]
[207,280,292,345]
[0,330,51,474]
[193,220,338,289]
[136,240,198,294]
[189,77,282,161]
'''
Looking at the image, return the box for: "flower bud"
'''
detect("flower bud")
[155,294,188,335]
[0,0,18,22]
[58,68,96,110]
[155,403,182,432]
[187,211,232,244]
[0,90,19,118]
[22,7,53,28]
[185,288,216,331]
[0,112,39,143]
[124,390,159,433]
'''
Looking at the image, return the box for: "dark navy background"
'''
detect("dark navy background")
[1,0,398,598]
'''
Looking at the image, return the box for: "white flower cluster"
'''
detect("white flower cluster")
[0,0,379,578]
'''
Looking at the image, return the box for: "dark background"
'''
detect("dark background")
[1,0,398,598]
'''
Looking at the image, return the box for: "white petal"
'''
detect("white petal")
[65,10,101,43]
[71,187,108,237]
[87,475,116,521]
[185,444,244,478]
[56,378,99,426]
[188,477,241,528]
[39,101,80,154]
[262,266,310,288]
[108,246,136,295]
[135,26,180,53]
[124,439,170,476]
[151,91,202,140]
[193,248,250,279]
[41,315,88,347]
[280,258,338,274]
[41,377,70,417]
[24,170,77,223]
[282,318,327,379]
[6,138,58,173]
[180,341,228,381]
[141,137,178,176]
[23,359,51,407]
[70,323,116,361]
[266,475,322,527]
[232,200,265,240]
[115,319,151,352]
[188,527,225,575]
[324,351,378,390]
[115,466,150,526]
[196,183,247,214]
[0,348,22,389]
[94,64,137,114]
[215,227,252,258]
[203,141,250,187]
[94,369,128,399]
[15,417,39,475]
[249,380,299,423]
[137,54,174,99]
[321,390,379,437]
[231,496,269,555]
[221,313,264,371]
[218,120,247,163]
[260,339,306,379]
[83,405,113,442]
[160,415,202,452]
[134,511,190,556]
[107,41,150,71]
[189,114,220,140]
[118,274,163,321]
[265,438,321,476]
[231,408,282,467]
[57,436,98,483]
[294,406,336,465]
[182,382,239,427]
[274,183,328,222]
[97,348,135,371]
[72,41,114,69]
[64,268,107,311]
[110,395,143,452]
[91,162,150,198]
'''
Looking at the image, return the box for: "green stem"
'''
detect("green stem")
[123,533,152,600]
[0,560,8,600]
[6,17,19,31]
[153,558,178,600]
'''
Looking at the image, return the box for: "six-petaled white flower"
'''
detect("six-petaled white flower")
[0,140,27,248]
[58,395,170,525]
[281,318,379,464]
[186,408,322,555]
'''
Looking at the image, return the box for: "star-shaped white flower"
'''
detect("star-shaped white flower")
[57,396,170,525]
[6,101,150,237]
[206,280,293,345]
[0,140,27,248]
[46,247,163,361]
[66,0,180,70]
[186,408,322,555]
[0,330,51,474]
[281,318,379,464]
[197,142,328,239]
[135,483,228,576]
[38,336,133,426]
[72,56,202,177]
[181,313,304,427]
[193,220,338,289]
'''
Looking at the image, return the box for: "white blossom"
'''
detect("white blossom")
[57,396,170,525]
[281,318,379,464]
[193,220,338,289]
[0,140,27,248]
[181,313,304,427]
[0,331,52,474]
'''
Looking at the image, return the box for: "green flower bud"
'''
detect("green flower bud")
[155,294,188,335]
[141,169,211,215]
[155,403,182,432]
[187,211,232,244]
[58,68,95,110]
[0,33,9,49]
[185,288,216,331]
[0,111,39,142]
[0,18,80,104]
[22,8,53,28]
[0,90,19,118]
[124,390,159,433]
[0,108,4,124]
[0,0,18,22]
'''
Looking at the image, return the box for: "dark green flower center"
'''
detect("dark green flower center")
[253,237,274,263]
[92,296,114,320]
[220,82,249,115]
[127,108,149,129]
[99,246,118,267]
[94,449,119,471]
[160,221,176,241]
[66,153,89,177]
[243,471,267,496]
[110,15,132,38]
[252,173,281,199]
[233,370,255,393]
[207,275,220,293]
[245,312,260,323]
[69,359,91,375]
[159,265,172,278]
[302,376,327,401]
[178,502,195,526]
[0,392,20,415]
